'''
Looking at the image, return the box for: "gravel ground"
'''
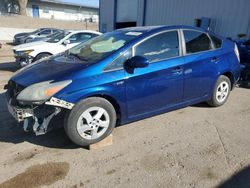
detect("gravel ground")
[0,46,250,188]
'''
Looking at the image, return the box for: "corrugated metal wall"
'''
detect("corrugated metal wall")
[143,0,250,39]
[99,0,116,32]
[100,0,250,39]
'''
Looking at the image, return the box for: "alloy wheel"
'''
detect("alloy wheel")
[216,81,229,103]
[76,106,110,140]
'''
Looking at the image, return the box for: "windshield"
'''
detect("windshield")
[67,31,138,64]
[47,31,69,43]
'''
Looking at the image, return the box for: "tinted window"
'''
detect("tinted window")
[184,30,212,54]
[104,49,132,71]
[68,33,92,43]
[210,34,222,49]
[135,31,179,62]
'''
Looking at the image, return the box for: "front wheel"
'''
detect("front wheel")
[207,75,231,107]
[64,97,117,147]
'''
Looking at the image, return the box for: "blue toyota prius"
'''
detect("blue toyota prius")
[5,25,241,146]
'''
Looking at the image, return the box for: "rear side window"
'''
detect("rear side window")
[135,31,179,62]
[210,34,222,49]
[184,30,213,54]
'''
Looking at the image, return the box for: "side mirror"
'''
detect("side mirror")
[125,56,149,69]
[63,39,70,45]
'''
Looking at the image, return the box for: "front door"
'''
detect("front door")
[125,30,184,118]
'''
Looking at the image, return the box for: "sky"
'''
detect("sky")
[56,0,99,8]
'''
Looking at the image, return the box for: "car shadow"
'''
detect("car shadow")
[0,92,79,149]
[191,102,210,108]
[217,165,250,188]
[0,62,20,72]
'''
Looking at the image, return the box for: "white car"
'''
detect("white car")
[13,30,102,66]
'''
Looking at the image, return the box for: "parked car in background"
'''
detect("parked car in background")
[13,28,60,45]
[13,30,102,66]
[5,25,241,146]
[26,29,64,43]
[237,39,250,64]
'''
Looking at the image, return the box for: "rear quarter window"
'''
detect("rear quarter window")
[183,30,213,54]
[210,34,222,49]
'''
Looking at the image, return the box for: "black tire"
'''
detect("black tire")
[34,53,51,61]
[207,75,231,107]
[64,97,117,147]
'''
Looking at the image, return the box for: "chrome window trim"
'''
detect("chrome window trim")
[103,28,225,73]
[104,29,181,72]
[181,29,223,57]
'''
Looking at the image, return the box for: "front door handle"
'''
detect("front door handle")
[211,57,219,62]
[172,66,183,74]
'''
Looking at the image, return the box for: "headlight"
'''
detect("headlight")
[16,50,34,56]
[17,80,72,103]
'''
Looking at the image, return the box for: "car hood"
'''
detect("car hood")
[13,41,48,51]
[11,55,92,86]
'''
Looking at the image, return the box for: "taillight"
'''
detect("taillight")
[234,44,240,62]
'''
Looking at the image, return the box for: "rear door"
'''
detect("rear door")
[182,30,218,101]
[125,30,185,118]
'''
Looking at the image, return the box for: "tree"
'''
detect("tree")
[17,0,28,15]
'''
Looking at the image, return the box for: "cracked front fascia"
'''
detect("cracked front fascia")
[45,97,74,109]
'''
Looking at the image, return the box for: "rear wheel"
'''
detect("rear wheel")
[64,97,117,147]
[207,75,231,107]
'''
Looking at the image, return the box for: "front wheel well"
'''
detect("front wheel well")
[34,52,52,61]
[87,94,121,126]
[222,72,234,90]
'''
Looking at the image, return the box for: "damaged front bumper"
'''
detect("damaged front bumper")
[6,96,74,135]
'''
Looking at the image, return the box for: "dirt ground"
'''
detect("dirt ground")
[0,44,250,188]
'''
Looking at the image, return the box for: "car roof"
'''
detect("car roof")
[66,30,102,35]
[117,25,206,34]
[40,28,59,30]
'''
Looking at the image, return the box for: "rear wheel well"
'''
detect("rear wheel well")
[222,72,234,89]
[88,94,121,126]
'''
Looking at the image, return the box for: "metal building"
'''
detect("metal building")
[100,0,250,39]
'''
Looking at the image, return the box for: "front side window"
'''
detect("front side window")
[104,49,132,71]
[39,29,52,35]
[184,30,213,54]
[47,31,70,43]
[135,31,179,62]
